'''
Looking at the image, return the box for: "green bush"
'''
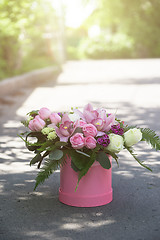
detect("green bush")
[66,46,80,60]
[82,34,134,59]
[0,0,59,81]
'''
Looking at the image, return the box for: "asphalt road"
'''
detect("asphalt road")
[0,59,160,240]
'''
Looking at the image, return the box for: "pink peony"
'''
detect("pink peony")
[29,115,46,131]
[85,136,97,149]
[50,113,61,125]
[82,124,97,137]
[70,133,85,149]
[39,107,51,120]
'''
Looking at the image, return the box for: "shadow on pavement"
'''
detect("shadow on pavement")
[0,96,160,239]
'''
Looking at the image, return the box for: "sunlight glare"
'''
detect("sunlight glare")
[52,0,96,28]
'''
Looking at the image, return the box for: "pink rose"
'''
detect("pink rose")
[29,115,46,131]
[70,133,85,149]
[50,113,61,125]
[85,136,97,149]
[39,108,51,120]
[82,124,97,137]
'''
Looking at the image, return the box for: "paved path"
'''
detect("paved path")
[0,60,160,240]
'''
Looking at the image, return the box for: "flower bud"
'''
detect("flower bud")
[124,128,142,147]
[47,131,57,140]
[39,108,51,120]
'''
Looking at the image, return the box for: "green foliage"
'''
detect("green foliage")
[126,146,152,172]
[66,0,160,59]
[49,150,64,161]
[0,0,59,80]
[140,128,160,151]
[30,153,43,166]
[55,141,68,147]
[69,150,90,171]
[82,34,133,59]
[123,125,160,151]
[75,151,97,191]
[96,0,160,58]
[34,158,63,190]
[96,152,111,169]
[66,46,80,60]
[106,151,119,167]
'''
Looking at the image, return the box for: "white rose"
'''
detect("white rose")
[124,128,142,147]
[106,133,124,153]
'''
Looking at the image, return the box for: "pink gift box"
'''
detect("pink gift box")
[59,155,113,207]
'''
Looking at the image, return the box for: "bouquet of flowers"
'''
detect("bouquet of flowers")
[19,103,160,190]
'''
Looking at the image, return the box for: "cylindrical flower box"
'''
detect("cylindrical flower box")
[59,155,113,207]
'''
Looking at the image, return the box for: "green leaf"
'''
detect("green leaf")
[21,120,28,127]
[104,149,119,167]
[37,151,50,169]
[69,150,90,170]
[73,127,83,134]
[27,110,39,116]
[49,149,63,160]
[126,146,152,172]
[75,152,96,191]
[140,128,160,151]
[37,141,54,152]
[96,151,111,169]
[34,158,63,190]
[55,141,68,147]
[24,132,46,151]
[30,153,42,166]
[123,125,137,132]
[76,150,90,158]
[71,161,80,172]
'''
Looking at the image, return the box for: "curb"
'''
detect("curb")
[0,66,61,96]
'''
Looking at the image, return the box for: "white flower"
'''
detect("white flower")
[41,127,54,135]
[124,128,142,147]
[47,131,57,140]
[106,133,124,153]
[68,112,80,122]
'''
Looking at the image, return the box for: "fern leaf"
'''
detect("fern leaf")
[124,126,160,151]
[124,125,137,132]
[34,158,62,190]
[126,146,152,171]
[140,128,160,151]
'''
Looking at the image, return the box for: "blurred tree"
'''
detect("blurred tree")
[66,0,160,59]
[0,0,60,80]
[0,0,31,75]
[87,0,160,58]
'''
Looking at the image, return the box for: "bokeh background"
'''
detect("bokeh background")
[1,0,160,80]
